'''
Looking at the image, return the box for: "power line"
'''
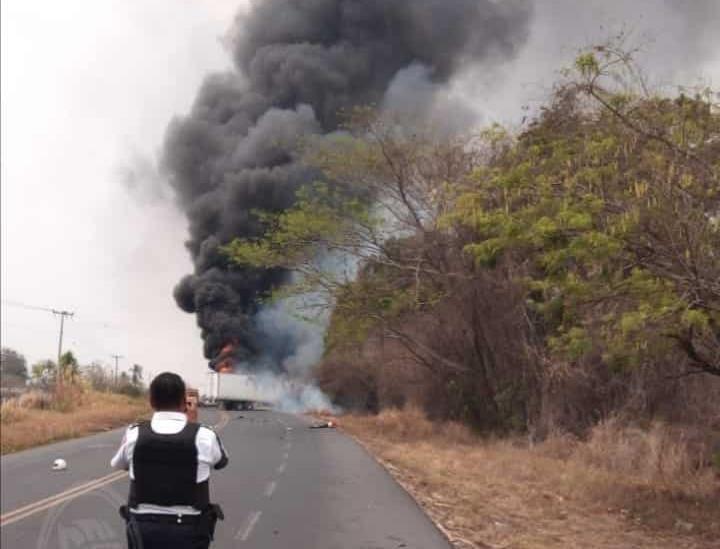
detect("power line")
[1,299,56,313]
[3,299,132,384]
[1,300,74,386]
[2,300,122,331]
[75,318,123,331]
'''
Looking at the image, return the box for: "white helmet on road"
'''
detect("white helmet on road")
[52,458,67,471]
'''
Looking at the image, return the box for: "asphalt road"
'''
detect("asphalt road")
[1,409,451,549]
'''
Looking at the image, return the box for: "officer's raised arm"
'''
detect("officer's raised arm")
[110,426,136,470]
[211,432,229,470]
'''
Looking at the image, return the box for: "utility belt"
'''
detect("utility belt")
[119,504,224,539]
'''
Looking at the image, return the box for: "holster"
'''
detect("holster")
[118,505,130,522]
[204,503,225,540]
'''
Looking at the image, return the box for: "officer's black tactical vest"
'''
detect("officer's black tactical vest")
[129,421,209,509]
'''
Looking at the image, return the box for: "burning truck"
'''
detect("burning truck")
[207,343,266,411]
[207,342,311,412]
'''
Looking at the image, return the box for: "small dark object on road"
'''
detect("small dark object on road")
[309,421,336,429]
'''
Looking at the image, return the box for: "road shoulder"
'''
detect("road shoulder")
[338,410,719,549]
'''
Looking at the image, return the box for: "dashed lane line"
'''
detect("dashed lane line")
[235,510,262,541]
[264,481,277,498]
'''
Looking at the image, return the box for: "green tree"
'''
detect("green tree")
[452,46,719,375]
[82,361,113,391]
[0,347,28,387]
[31,359,57,384]
[59,351,81,384]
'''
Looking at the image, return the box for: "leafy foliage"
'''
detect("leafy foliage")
[31,359,57,383]
[0,347,28,387]
[59,351,81,384]
[452,49,720,375]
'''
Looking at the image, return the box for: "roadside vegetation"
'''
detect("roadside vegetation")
[340,408,718,549]
[228,44,720,545]
[1,347,150,454]
[1,390,150,454]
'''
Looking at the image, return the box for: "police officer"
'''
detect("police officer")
[111,372,228,548]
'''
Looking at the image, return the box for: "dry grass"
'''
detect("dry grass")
[1,390,150,454]
[562,418,715,488]
[340,407,720,549]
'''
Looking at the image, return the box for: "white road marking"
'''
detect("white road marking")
[264,480,277,497]
[0,471,126,526]
[276,463,287,474]
[2,409,233,528]
[235,510,262,541]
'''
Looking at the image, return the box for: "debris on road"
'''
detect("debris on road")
[309,421,336,429]
[51,458,67,471]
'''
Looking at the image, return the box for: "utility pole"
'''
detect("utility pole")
[111,354,124,386]
[53,310,74,386]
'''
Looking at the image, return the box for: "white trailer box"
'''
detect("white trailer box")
[210,372,263,410]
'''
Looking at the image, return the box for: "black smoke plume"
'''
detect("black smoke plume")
[163,0,532,369]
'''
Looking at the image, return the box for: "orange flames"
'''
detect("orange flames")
[210,342,236,373]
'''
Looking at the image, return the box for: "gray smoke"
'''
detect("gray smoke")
[453,0,720,127]
[163,0,533,368]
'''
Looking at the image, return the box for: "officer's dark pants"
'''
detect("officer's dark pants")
[126,518,211,549]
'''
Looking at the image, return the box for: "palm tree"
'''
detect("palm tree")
[130,364,143,386]
[59,351,80,384]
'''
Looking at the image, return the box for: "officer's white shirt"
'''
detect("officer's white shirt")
[111,411,228,515]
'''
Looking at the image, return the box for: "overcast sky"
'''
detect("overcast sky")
[2,0,718,391]
[1,0,245,390]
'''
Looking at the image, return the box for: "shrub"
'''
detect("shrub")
[0,399,28,424]
[116,383,144,398]
[571,418,716,493]
[18,390,53,410]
